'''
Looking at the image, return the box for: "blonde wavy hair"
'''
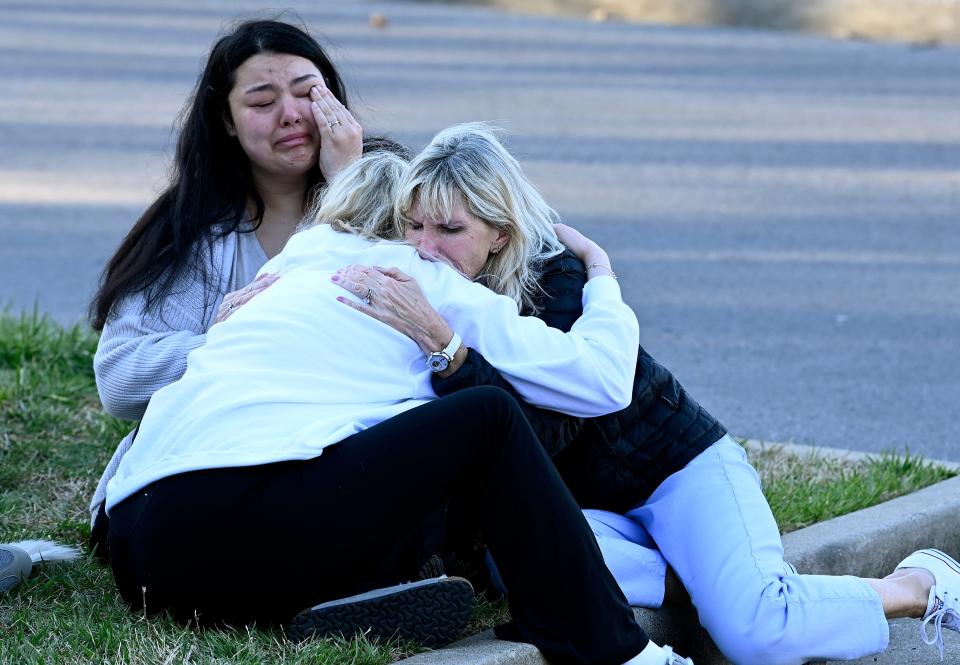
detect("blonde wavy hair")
[395,123,564,313]
[301,148,409,240]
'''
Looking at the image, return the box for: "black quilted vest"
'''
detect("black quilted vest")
[433,250,726,512]
[554,345,726,512]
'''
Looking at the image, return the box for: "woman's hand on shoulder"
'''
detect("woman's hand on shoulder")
[310,81,362,182]
[214,272,279,324]
[332,264,454,356]
[553,223,615,280]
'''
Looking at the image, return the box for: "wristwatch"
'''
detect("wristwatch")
[427,332,462,373]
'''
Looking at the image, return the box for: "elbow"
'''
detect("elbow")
[602,375,634,414]
[599,354,637,415]
[95,385,147,421]
[94,361,147,421]
[595,316,639,415]
[576,380,632,418]
[604,340,638,414]
[612,383,633,412]
[574,347,637,417]
[103,399,145,422]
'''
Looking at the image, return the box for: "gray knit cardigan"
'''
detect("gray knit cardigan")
[89,229,267,524]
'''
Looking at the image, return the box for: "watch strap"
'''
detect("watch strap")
[427,331,462,372]
[439,331,462,360]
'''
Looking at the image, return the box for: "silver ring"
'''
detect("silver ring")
[328,119,341,129]
[362,287,374,305]
[227,301,237,311]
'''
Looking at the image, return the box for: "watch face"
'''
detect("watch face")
[428,353,450,372]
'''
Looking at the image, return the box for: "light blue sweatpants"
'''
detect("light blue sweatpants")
[584,435,890,665]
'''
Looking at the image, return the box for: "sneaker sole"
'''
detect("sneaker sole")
[286,576,475,648]
[0,546,32,593]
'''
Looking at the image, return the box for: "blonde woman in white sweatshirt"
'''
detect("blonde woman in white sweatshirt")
[104,150,692,665]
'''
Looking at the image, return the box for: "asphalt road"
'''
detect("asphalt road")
[1,0,958,460]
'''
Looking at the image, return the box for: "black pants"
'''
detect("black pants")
[109,387,648,664]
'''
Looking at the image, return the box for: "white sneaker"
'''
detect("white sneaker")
[0,540,80,593]
[623,641,693,665]
[0,544,33,593]
[896,548,960,660]
[663,645,694,665]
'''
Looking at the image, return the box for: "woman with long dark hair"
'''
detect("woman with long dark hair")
[91,18,360,401]
[88,19,366,546]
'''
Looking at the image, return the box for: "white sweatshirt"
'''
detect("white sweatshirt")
[93,226,268,421]
[105,225,639,512]
[89,227,267,525]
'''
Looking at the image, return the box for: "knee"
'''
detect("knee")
[454,386,525,428]
[467,385,520,410]
[441,386,534,450]
[701,583,805,665]
[448,385,515,405]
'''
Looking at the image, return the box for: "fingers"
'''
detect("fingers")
[377,266,412,282]
[310,80,362,170]
[232,285,266,307]
[230,272,278,295]
[334,291,397,333]
[335,294,379,322]
[330,271,364,298]
[332,267,380,304]
[215,273,279,323]
[310,83,362,136]
[338,265,389,286]
[552,223,607,265]
[335,295,365,313]
[552,222,582,244]
[252,271,278,284]
[241,272,278,297]
[332,265,440,347]
[332,273,385,327]
[235,274,278,301]
[310,88,339,131]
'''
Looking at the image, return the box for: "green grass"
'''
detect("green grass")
[747,442,955,534]
[0,312,418,664]
[0,311,954,663]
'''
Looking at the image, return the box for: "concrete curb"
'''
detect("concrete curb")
[397,443,960,664]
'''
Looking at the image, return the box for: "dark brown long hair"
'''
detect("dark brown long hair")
[90,19,348,330]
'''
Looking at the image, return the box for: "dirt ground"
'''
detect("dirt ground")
[468,0,960,44]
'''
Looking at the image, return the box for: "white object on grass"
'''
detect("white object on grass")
[0,540,81,592]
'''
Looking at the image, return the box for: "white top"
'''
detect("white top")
[94,226,269,421]
[89,227,268,525]
[105,225,639,512]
